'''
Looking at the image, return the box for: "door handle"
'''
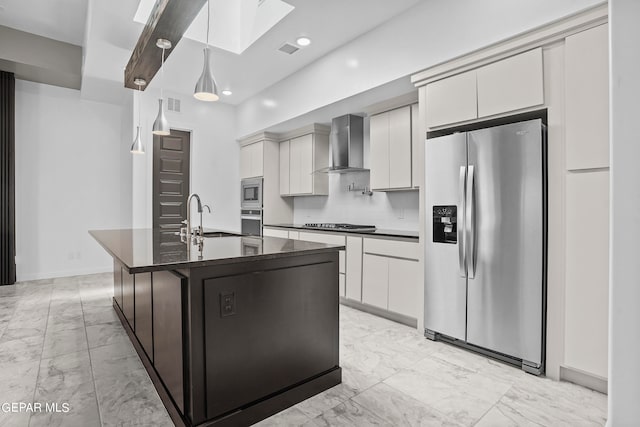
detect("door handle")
[466,165,476,279]
[458,166,466,278]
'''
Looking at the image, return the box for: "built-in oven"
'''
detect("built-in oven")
[241,209,263,236]
[241,178,263,210]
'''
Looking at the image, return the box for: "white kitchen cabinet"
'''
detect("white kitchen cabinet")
[425,70,477,128]
[565,170,609,379]
[370,105,413,191]
[345,236,363,301]
[339,273,346,298]
[388,257,420,318]
[362,238,420,318]
[279,140,290,195]
[369,113,389,191]
[263,228,288,238]
[288,230,299,240]
[240,142,263,179]
[362,253,389,310]
[425,49,543,128]
[411,103,421,188]
[477,48,544,118]
[279,130,329,196]
[565,24,609,170]
[298,231,345,274]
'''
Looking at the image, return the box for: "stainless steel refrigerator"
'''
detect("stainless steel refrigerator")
[424,118,546,374]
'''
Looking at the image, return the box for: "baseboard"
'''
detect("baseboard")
[16,266,112,282]
[339,297,418,328]
[560,365,608,394]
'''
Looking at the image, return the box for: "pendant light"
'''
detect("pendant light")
[130,78,147,154]
[153,38,172,135]
[194,0,219,101]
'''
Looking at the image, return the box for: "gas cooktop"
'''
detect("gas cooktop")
[304,223,377,232]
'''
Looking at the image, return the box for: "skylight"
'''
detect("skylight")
[133,0,294,55]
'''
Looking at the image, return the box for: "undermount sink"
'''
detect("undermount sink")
[202,231,242,238]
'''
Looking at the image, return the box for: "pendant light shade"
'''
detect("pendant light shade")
[131,78,146,154]
[194,47,219,101]
[152,98,170,135]
[130,126,144,154]
[194,0,219,102]
[153,39,172,136]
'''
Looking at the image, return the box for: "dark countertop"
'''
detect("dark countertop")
[264,224,419,240]
[89,228,345,274]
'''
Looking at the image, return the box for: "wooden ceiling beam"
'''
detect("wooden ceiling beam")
[124,0,207,90]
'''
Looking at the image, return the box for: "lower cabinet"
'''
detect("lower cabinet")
[122,269,135,329]
[362,254,389,309]
[153,270,186,413]
[263,228,289,238]
[134,272,153,362]
[113,261,123,309]
[345,236,363,301]
[387,257,420,318]
[362,238,420,319]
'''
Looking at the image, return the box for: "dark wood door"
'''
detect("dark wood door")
[153,130,190,255]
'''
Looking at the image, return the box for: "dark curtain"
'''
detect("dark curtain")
[0,71,16,285]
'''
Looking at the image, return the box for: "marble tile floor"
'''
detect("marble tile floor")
[0,273,606,427]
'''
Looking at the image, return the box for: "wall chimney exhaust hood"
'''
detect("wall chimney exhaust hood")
[318,114,367,173]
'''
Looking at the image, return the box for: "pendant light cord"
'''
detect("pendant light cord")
[137,83,141,127]
[206,0,210,47]
[160,47,165,100]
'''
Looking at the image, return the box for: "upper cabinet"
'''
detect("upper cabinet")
[425,48,544,128]
[370,105,416,191]
[279,125,329,196]
[476,48,544,118]
[565,24,609,170]
[425,70,477,128]
[240,141,264,179]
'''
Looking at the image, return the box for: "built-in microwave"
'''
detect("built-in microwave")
[241,177,263,210]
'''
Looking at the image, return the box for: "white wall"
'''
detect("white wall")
[14,80,131,281]
[292,116,419,231]
[235,0,603,138]
[608,0,640,424]
[132,88,240,232]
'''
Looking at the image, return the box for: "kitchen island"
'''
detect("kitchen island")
[90,229,343,427]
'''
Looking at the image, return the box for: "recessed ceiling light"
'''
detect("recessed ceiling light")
[296,36,311,47]
[263,99,277,108]
[222,89,233,96]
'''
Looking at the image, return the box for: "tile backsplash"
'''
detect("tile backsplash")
[293,172,419,231]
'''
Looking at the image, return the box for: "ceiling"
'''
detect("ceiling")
[0,0,423,105]
[0,0,87,45]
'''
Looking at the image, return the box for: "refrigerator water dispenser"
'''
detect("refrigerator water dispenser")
[433,205,457,244]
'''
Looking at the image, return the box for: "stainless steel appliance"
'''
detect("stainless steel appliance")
[317,114,367,173]
[304,223,376,232]
[241,209,262,236]
[241,177,262,210]
[424,118,546,375]
[241,178,263,236]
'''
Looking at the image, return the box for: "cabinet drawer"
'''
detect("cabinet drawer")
[288,231,299,240]
[299,232,345,273]
[263,228,289,239]
[363,238,419,260]
[477,48,544,118]
[298,231,345,246]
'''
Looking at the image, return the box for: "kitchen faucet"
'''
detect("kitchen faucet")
[182,193,210,244]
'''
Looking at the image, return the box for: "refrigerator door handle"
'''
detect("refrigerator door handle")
[466,165,476,279]
[458,166,466,278]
